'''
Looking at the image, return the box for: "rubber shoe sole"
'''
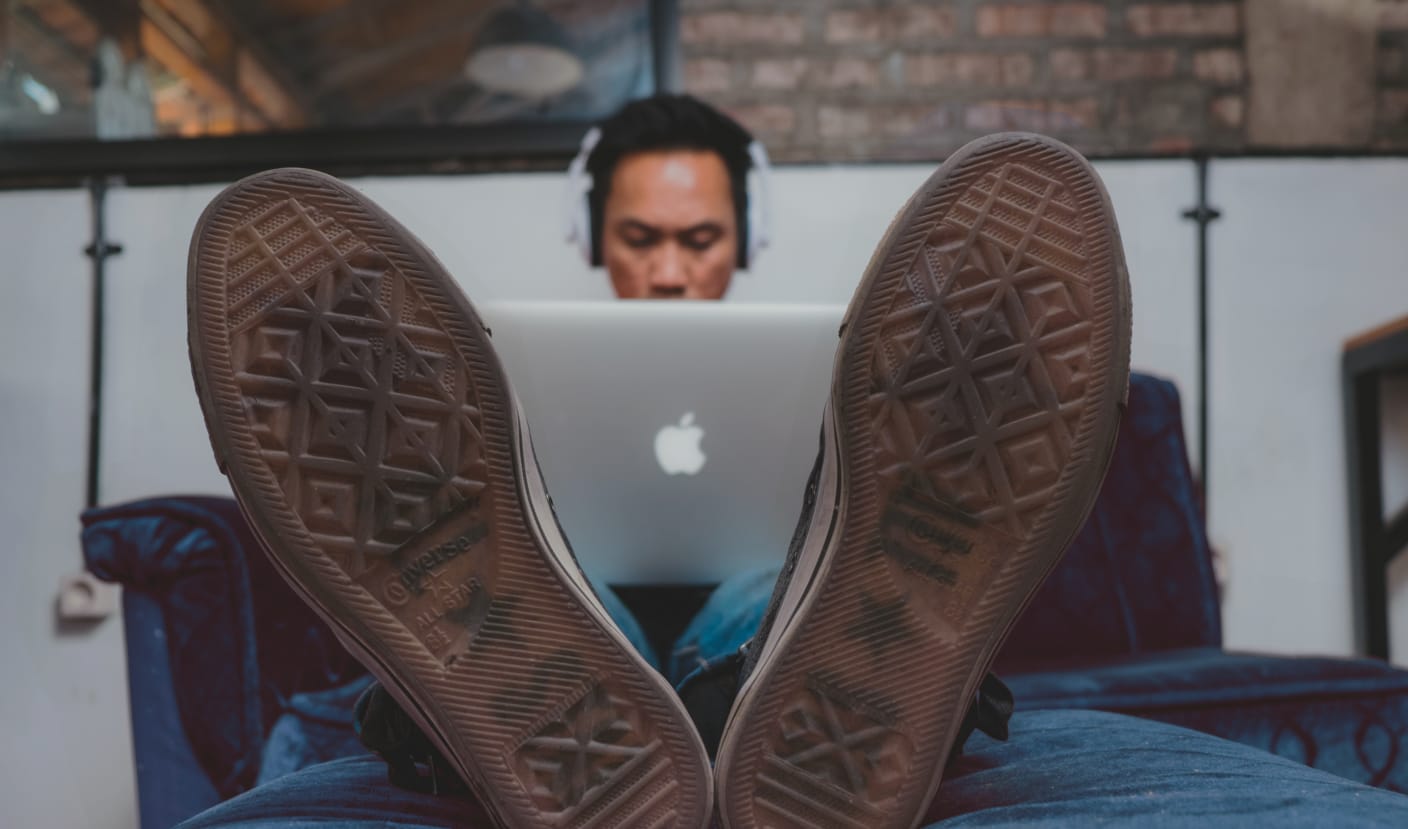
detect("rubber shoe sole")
[714,133,1132,829]
[187,168,713,828]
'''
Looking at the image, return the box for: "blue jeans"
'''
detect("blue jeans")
[593,565,780,691]
[588,566,783,759]
[260,567,780,789]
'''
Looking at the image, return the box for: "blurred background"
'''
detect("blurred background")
[4,0,1408,826]
[0,0,654,139]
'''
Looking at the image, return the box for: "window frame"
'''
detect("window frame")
[0,0,679,188]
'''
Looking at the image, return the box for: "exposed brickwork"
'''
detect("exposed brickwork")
[815,56,883,88]
[722,103,797,138]
[683,58,732,93]
[1048,47,1180,82]
[751,57,809,90]
[975,4,1108,38]
[903,53,1036,87]
[964,97,1101,131]
[1378,2,1408,145]
[1126,3,1241,37]
[825,6,959,43]
[818,103,952,139]
[676,0,1407,160]
[680,11,806,46]
[1192,48,1245,85]
[1210,94,1246,128]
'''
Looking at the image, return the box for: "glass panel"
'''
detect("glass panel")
[0,0,653,141]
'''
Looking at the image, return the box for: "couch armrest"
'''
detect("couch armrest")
[122,590,223,829]
[82,496,365,812]
[84,497,266,799]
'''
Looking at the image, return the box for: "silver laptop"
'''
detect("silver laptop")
[479,301,845,584]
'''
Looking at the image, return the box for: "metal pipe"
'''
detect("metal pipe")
[83,176,122,508]
[1182,157,1221,495]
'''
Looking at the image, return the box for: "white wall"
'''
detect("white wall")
[1209,159,1408,660]
[0,190,136,828]
[101,160,1201,499]
[103,185,227,500]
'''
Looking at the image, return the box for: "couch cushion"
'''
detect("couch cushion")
[176,710,1408,828]
[1007,648,1408,791]
[927,709,1408,827]
[122,590,223,829]
[996,374,1221,672]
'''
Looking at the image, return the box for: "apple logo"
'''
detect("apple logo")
[654,412,706,476]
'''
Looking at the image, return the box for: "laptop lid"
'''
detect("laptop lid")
[480,301,844,584]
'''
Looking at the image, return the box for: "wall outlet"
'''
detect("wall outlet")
[56,572,118,621]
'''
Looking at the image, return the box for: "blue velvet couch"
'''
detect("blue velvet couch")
[994,375,1408,792]
[83,374,1408,827]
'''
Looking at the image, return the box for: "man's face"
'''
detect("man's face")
[600,149,738,299]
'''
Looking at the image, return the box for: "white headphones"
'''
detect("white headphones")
[563,126,773,269]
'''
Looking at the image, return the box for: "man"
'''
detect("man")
[184,113,1131,827]
[569,94,766,299]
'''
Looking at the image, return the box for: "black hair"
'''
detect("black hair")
[585,94,755,268]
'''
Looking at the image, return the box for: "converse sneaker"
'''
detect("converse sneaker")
[188,168,713,827]
[714,133,1132,828]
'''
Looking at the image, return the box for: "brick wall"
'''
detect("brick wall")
[1380,0,1408,147]
[679,0,1408,161]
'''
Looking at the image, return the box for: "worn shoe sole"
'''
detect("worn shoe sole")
[188,169,712,828]
[715,133,1131,828]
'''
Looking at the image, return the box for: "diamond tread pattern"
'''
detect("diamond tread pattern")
[188,169,710,828]
[716,135,1130,829]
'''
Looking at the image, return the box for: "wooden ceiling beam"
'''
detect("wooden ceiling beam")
[311,1,493,96]
[184,0,317,124]
[138,15,265,133]
[265,0,403,48]
[10,4,95,101]
[20,0,304,131]
[64,0,141,58]
[28,0,103,53]
[137,0,307,129]
[237,49,304,127]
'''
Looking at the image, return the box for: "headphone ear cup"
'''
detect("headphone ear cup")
[575,188,594,265]
[563,126,602,266]
[745,172,759,268]
[562,180,594,265]
[744,140,772,270]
